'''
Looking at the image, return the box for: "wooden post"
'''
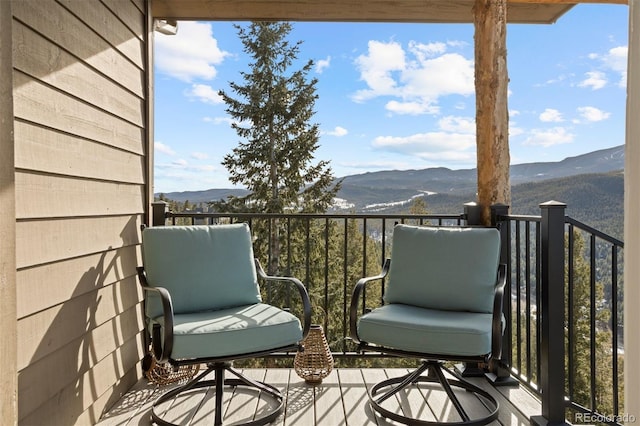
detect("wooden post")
[473,0,511,225]
[0,0,18,423]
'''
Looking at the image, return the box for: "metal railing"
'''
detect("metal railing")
[150,201,624,425]
[498,203,624,425]
[154,205,465,355]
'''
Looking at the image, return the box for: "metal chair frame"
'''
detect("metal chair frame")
[350,258,507,426]
[138,258,312,426]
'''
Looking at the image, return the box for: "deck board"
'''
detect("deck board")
[337,369,376,426]
[264,368,291,425]
[97,368,541,426]
[220,369,266,424]
[284,371,316,425]
[314,370,346,425]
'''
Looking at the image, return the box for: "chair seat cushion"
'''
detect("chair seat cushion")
[357,303,493,357]
[152,303,303,360]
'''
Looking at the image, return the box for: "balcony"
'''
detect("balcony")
[98,202,624,425]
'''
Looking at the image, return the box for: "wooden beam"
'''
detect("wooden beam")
[474,0,511,225]
[510,0,626,4]
[151,0,578,24]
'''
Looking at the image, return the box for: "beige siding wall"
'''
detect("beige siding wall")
[625,0,640,419]
[1,1,18,424]
[12,0,148,424]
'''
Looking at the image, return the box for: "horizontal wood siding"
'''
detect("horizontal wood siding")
[13,0,148,424]
[0,0,18,424]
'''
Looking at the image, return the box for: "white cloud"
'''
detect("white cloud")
[157,159,217,173]
[316,56,331,73]
[154,159,221,192]
[408,41,447,60]
[324,126,348,137]
[185,84,223,104]
[191,152,209,160]
[602,46,628,87]
[399,53,475,101]
[438,116,475,134]
[353,40,406,101]
[584,46,627,89]
[369,113,477,166]
[385,100,439,115]
[352,39,474,116]
[372,132,476,164]
[577,106,611,122]
[523,127,575,147]
[155,141,176,156]
[204,116,234,125]
[539,108,564,123]
[509,124,525,137]
[578,71,607,90]
[540,74,570,87]
[155,21,230,82]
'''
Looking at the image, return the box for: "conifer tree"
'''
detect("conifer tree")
[566,230,614,416]
[218,21,338,214]
[217,21,339,274]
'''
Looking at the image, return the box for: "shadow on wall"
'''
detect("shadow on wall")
[18,216,144,424]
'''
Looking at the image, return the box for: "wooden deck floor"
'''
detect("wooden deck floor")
[97,368,542,426]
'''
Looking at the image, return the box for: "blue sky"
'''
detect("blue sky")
[153,4,629,193]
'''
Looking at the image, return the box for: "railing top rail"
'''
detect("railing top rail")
[165,211,465,221]
[566,216,624,247]
[499,213,622,247]
[499,214,542,222]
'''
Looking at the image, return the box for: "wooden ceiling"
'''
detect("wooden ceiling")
[151,0,626,24]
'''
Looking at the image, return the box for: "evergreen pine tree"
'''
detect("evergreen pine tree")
[218,21,338,214]
[566,230,614,416]
[217,21,340,274]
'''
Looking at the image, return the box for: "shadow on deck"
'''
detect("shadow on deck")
[97,368,541,425]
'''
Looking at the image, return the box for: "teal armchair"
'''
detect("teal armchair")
[350,224,507,426]
[138,223,311,426]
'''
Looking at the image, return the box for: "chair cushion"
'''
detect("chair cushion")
[151,303,303,360]
[142,224,262,316]
[383,225,500,313]
[357,303,493,357]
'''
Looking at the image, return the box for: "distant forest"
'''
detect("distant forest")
[158,170,624,241]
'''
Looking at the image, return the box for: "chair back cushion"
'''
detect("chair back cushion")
[383,225,500,313]
[142,223,261,316]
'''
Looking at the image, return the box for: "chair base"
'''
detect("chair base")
[369,360,499,426]
[151,362,283,426]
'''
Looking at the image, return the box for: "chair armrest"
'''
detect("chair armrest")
[491,263,508,360]
[255,259,312,339]
[349,258,391,344]
[137,266,174,363]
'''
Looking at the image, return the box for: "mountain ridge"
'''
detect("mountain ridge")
[157,144,625,209]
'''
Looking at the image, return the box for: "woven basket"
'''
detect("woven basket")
[142,352,200,386]
[294,325,334,384]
